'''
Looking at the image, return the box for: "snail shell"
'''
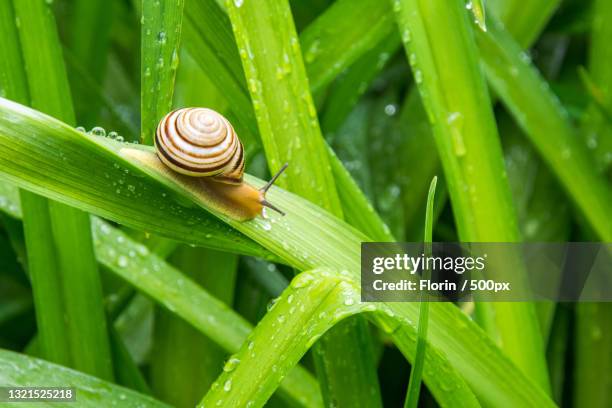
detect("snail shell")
[155,108,245,184]
[154,107,286,221]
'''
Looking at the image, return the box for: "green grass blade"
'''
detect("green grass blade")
[404,176,436,408]
[244,259,289,297]
[0,2,29,105]
[573,0,612,404]
[67,0,112,128]
[109,326,152,394]
[327,145,393,241]
[546,306,570,405]
[12,0,114,380]
[4,0,70,366]
[197,271,361,408]
[0,349,168,407]
[574,303,612,407]
[490,0,559,47]
[320,32,400,134]
[200,269,480,408]
[328,100,374,198]
[500,113,569,340]
[19,193,71,363]
[140,0,185,145]
[225,0,383,405]
[581,0,612,173]
[501,112,571,243]
[477,16,612,241]
[0,102,557,407]
[397,90,442,240]
[151,247,238,407]
[393,0,549,391]
[300,0,397,96]
[0,0,72,366]
[48,202,114,378]
[63,49,139,138]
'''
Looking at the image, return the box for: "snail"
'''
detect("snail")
[154,107,287,221]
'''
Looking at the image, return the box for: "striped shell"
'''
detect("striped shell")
[155,108,245,184]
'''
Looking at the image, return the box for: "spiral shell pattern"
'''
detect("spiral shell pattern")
[155,108,244,184]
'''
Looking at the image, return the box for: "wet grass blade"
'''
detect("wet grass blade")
[573,0,612,404]
[200,269,480,408]
[580,0,612,173]
[109,327,152,394]
[7,0,114,380]
[225,0,383,405]
[397,90,442,240]
[0,0,71,366]
[404,176,436,408]
[491,0,559,47]
[0,349,168,407]
[67,0,112,128]
[393,0,550,391]
[300,0,397,96]
[151,247,238,407]
[468,0,487,32]
[320,32,400,134]
[140,0,185,145]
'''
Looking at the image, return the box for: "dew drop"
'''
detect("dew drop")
[223,357,240,372]
[117,255,128,268]
[304,39,320,63]
[447,112,466,157]
[90,126,106,137]
[414,70,423,84]
[402,29,411,43]
[291,273,314,289]
[384,104,397,116]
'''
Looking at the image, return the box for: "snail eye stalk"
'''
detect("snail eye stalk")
[260,199,285,216]
[259,163,289,216]
[260,163,289,194]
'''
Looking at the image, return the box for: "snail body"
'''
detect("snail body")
[154,108,286,221]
